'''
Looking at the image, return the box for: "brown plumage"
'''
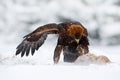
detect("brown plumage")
[16,21,89,63]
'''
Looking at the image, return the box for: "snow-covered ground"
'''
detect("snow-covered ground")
[0,40,120,80]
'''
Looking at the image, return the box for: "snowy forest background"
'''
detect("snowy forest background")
[0,0,120,80]
[0,0,120,47]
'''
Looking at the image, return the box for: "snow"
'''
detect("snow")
[0,44,120,80]
[0,64,120,80]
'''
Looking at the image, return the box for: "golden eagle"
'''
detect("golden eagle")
[16,22,89,63]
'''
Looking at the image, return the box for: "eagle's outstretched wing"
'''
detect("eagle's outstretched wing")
[16,23,58,57]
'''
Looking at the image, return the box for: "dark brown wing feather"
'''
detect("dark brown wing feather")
[16,23,58,57]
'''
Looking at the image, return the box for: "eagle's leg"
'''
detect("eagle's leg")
[64,53,79,62]
[53,45,63,64]
[63,47,80,63]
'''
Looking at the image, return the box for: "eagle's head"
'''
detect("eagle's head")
[67,23,87,44]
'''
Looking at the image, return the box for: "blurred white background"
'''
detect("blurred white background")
[0,0,120,52]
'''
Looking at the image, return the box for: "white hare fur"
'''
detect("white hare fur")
[75,53,110,65]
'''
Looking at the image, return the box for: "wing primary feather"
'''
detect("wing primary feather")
[16,48,22,55]
[21,42,28,57]
[16,42,23,49]
[35,33,47,50]
[31,48,35,56]
[36,42,40,50]
[31,43,36,55]
[21,49,25,57]
[35,42,39,50]
[26,43,31,56]
[16,42,24,55]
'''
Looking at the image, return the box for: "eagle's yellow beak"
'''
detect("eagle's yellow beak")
[75,39,80,44]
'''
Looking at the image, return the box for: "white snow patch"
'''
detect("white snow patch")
[0,46,120,80]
